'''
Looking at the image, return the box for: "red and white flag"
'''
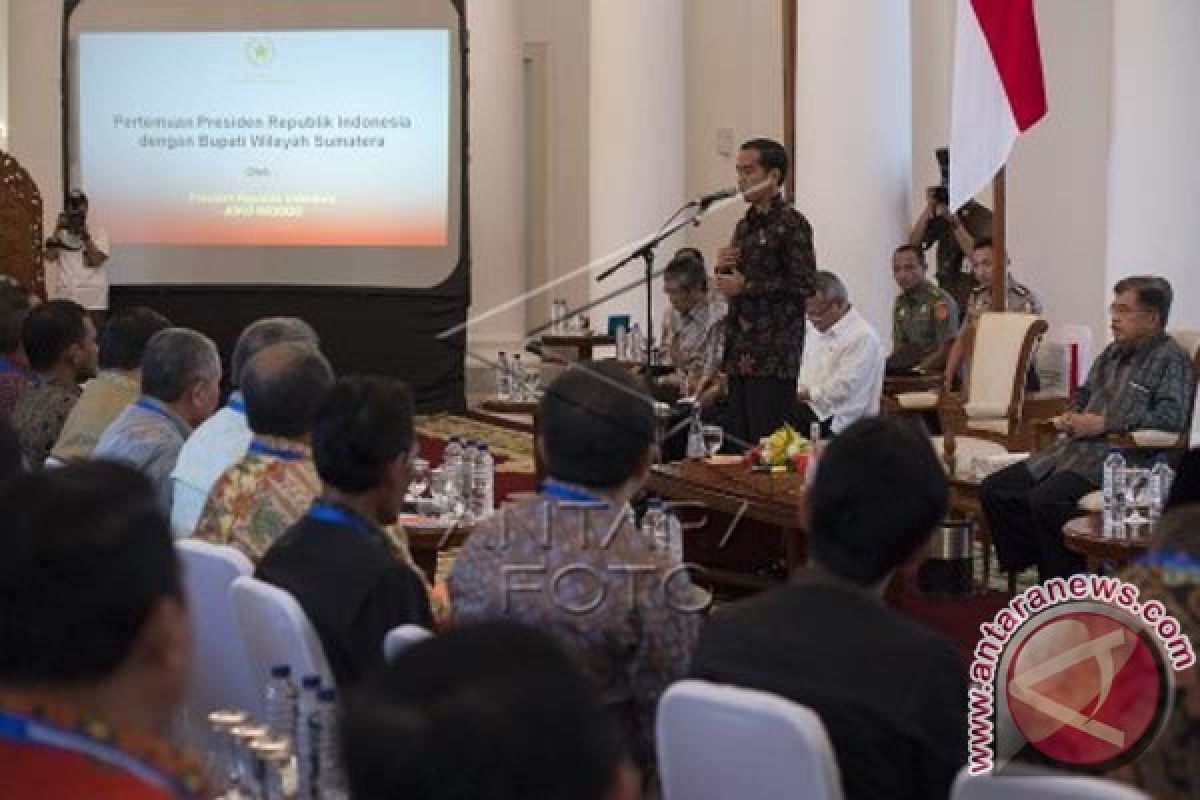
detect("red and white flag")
[949,0,1048,210]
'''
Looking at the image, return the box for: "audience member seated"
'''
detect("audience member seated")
[342,621,640,800]
[0,280,34,422]
[257,376,434,687]
[981,276,1194,580]
[660,249,724,393]
[887,244,959,376]
[690,416,967,800]
[450,362,704,779]
[11,299,97,467]
[52,306,171,462]
[193,342,333,559]
[0,463,205,798]
[796,271,885,436]
[93,328,221,512]
[1116,504,1200,800]
[171,317,319,537]
[942,239,1043,392]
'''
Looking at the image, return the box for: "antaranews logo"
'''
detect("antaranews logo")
[968,574,1195,775]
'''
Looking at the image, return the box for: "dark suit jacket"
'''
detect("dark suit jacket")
[257,509,433,687]
[691,574,968,800]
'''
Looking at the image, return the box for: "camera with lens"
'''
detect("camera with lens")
[64,190,88,231]
[927,147,950,207]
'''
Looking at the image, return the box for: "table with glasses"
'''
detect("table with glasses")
[645,459,807,592]
[528,333,616,364]
[1063,514,1152,573]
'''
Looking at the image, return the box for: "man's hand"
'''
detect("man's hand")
[715,269,746,299]
[797,387,811,404]
[1053,412,1106,437]
[696,375,726,411]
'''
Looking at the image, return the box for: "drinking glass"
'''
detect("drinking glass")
[702,425,724,458]
[1124,467,1150,537]
[407,458,430,499]
[523,366,541,401]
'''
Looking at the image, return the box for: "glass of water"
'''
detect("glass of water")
[702,425,724,457]
[407,458,430,499]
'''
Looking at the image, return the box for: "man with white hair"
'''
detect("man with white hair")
[795,271,885,437]
[94,328,221,511]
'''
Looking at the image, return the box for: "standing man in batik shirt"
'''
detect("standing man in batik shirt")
[710,138,816,447]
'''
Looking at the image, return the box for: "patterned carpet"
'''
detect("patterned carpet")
[416,413,535,476]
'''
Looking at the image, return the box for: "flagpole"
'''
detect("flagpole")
[992,166,1007,312]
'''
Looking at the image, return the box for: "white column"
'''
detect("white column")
[793,0,912,350]
[909,0,955,218]
[8,0,63,231]
[467,0,526,359]
[0,0,9,150]
[1106,0,1200,331]
[589,0,685,339]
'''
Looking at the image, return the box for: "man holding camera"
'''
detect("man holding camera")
[44,190,110,316]
[909,148,992,317]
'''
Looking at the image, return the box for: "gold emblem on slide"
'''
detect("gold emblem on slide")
[245,38,276,68]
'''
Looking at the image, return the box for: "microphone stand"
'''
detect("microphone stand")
[595,198,719,378]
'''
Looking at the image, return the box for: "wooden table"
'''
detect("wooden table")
[478,398,537,415]
[529,333,616,364]
[645,461,806,591]
[1063,514,1152,573]
[403,522,472,585]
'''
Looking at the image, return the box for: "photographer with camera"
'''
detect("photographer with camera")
[44,190,110,319]
[909,148,991,317]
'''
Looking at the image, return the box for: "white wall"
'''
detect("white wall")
[0,0,9,149]
[1107,0,1200,333]
[684,0,783,263]
[7,0,62,227]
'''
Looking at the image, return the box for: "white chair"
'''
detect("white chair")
[382,624,433,662]
[177,541,259,732]
[230,576,335,703]
[952,768,1150,799]
[656,680,844,800]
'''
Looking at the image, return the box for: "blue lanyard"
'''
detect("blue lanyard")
[0,709,195,797]
[226,393,246,414]
[306,502,373,536]
[248,439,306,461]
[1136,549,1200,571]
[134,398,176,425]
[539,480,608,507]
[0,359,19,375]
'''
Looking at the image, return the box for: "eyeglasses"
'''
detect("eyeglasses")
[1108,305,1154,320]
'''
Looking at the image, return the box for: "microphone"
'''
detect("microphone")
[694,186,739,208]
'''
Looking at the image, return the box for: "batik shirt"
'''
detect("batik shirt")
[449,483,705,774]
[193,435,321,561]
[721,194,816,381]
[11,375,80,467]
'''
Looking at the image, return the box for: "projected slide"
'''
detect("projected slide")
[79,30,449,247]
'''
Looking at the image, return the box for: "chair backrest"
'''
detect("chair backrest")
[1168,330,1200,446]
[230,576,335,706]
[963,313,1048,426]
[951,769,1150,799]
[176,540,258,738]
[383,624,433,662]
[656,680,844,800]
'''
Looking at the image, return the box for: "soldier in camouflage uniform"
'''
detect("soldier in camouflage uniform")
[887,244,959,375]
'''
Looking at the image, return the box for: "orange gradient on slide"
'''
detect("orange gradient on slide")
[102,201,447,247]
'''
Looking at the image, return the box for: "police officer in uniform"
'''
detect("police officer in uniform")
[944,238,1044,391]
[887,244,959,376]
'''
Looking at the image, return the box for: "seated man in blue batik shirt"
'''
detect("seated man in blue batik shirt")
[94,328,221,512]
[982,275,1195,580]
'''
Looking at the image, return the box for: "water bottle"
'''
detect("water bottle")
[511,353,524,400]
[663,505,684,563]
[264,665,298,746]
[641,500,665,551]
[471,445,495,519]
[1102,451,1127,538]
[686,407,706,459]
[616,325,629,362]
[294,675,321,799]
[461,441,479,520]
[315,689,347,799]
[496,351,511,400]
[1148,457,1174,525]
[630,323,644,362]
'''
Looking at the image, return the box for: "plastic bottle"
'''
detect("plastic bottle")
[1102,451,1127,538]
[641,499,665,552]
[686,407,706,460]
[630,323,645,362]
[616,325,629,362]
[314,689,347,799]
[461,441,479,521]
[511,353,524,400]
[1148,457,1174,525]
[662,505,684,563]
[294,675,321,799]
[496,352,511,400]
[264,665,298,746]
[472,445,495,520]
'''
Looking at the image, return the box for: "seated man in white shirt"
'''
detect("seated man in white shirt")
[795,271,886,437]
[169,317,319,537]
